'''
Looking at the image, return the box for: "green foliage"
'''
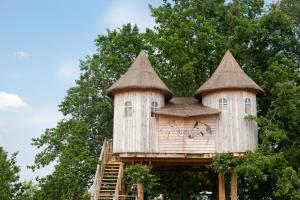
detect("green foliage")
[125,164,159,194]
[150,170,211,200]
[30,24,145,199]
[31,0,300,199]
[211,153,237,173]
[0,147,40,200]
[17,181,39,200]
[0,147,20,200]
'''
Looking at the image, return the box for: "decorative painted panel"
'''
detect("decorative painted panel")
[158,116,217,153]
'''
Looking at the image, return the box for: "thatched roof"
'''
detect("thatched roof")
[107,50,173,99]
[154,97,220,118]
[194,50,264,99]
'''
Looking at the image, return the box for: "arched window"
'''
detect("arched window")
[151,101,158,117]
[124,101,132,117]
[219,98,228,110]
[245,98,251,114]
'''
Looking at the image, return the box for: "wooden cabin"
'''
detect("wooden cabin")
[91,50,264,200]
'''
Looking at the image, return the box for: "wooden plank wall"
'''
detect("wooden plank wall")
[202,90,258,153]
[158,115,217,153]
[113,91,164,153]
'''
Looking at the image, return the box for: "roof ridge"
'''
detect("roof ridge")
[194,50,264,98]
[106,50,173,99]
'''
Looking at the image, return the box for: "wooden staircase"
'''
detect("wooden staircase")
[98,163,122,199]
[91,140,124,200]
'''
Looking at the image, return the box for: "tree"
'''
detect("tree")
[17,181,39,200]
[125,165,158,196]
[0,147,20,200]
[31,24,145,199]
[147,0,300,198]
[31,0,300,199]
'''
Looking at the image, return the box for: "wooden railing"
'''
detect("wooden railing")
[91,139,109,200]
[114,163,124,198]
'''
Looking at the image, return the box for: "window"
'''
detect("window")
[151,101,158,117]
[219,98,228,110]
[124,101,132,117]
[245,98,251,114]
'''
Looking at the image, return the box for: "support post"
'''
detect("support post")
[218,172,225,200]
[231,171,238,200]
[137,182,144,200]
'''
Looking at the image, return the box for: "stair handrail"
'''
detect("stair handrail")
[91,139,108,200]
[114,162,124,198]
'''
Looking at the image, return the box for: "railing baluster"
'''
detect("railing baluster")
[91,139,108,200]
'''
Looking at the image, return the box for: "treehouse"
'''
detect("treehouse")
[91,50,264,200]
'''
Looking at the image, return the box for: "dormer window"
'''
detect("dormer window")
[245,98,251,114]
[219,98,228,110]
[151,101,158,117]
[125,101,132,117]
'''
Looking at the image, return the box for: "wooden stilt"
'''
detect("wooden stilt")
[231,171,238,200]
[121,165,125,196]
[218,172,225,200]
[137,182,144,200]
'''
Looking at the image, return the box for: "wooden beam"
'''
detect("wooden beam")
[231,171,238,200]
[137,183,144,200]
[121,164,125,195]
[218,172,225,200]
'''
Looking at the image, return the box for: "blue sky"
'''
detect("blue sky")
[0,0,161,181]
[0,0,273,181]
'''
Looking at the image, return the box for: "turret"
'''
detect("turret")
[107,50,173,153]
[194,51,264,152]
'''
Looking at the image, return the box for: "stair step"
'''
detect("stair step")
[103,174,118,177]
[101,185,116,187]
[102,184,117,187]
[102,182,117,185]
[101,188,115,190]
[100,189,115,192]
[103,175,118,177]
[98,195,114,200]
[104,172,118,175]
[101,187,115,190]
[104,173,118,176]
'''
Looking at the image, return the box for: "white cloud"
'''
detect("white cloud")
[0,92,29,110]
[102,1,155,32]
[13,51,31,59]
[58,62,80,84]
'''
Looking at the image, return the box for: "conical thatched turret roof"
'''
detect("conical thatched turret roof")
[194,50,264,99]
[107,50,173,99]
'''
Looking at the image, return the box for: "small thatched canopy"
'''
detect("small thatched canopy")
[154,97,220,118]
[194,50,264,99]
[107,50,173,99]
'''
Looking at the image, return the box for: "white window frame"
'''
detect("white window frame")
[151,101,159,117]
[124,101,133,117]
[219,98,228,110]
[245,98,251,114]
